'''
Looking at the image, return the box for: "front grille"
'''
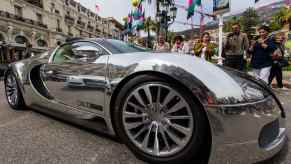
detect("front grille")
[259,119,279,148]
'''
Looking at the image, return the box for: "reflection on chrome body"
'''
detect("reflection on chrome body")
[5,38,286,164]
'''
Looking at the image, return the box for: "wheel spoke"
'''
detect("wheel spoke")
[159,126,170,151]
[166,115,192,120]
[165,128,183,146]
[126,119,150,130]
[153,124,160,155]
[156,86,161,103]
[124,112,147,118]
[7,92,14,96]
[168,122,191,136]
[133,126,148,139]
[143,86,153,105]
[166,100,186,114]
[142,123,153,149]
[162,90,175,106]
[133,91,146,107]
[128,102,145,113]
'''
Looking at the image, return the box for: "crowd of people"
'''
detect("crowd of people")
[150,23,289,89]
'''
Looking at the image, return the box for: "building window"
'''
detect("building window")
[15,36,28,44]
[36,13,43,23]
[24,0,43,8]
[37,39,47,47]
[50,3,55,12]
[14,5,23,17]
[57,19,61,29]
[68,26,72,35]
[56,19,62,32]
[0,33,5,41]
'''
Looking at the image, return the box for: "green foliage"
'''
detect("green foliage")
[144,17,158,33]
[240,8,260,37]
[270,6,291,31]
[223,16,240,32]
[269,21,282,32]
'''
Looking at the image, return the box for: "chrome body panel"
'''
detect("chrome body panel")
[206,97,286,164]
[6,41,286,164]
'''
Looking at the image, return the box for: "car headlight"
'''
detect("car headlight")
[241,81,265,101]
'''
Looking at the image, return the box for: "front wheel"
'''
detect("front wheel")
[113,75,208,164]
[4,71,26,110]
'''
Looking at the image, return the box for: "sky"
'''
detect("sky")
[76,0,283,32]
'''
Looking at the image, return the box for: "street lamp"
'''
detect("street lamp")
[170,6,177,19]
[155,0,177,42]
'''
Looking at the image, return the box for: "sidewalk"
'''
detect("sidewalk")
[270,71,291,89]
[248,71,291,88]
[280,71,291,88]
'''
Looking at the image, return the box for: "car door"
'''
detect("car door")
[41,41,109,114]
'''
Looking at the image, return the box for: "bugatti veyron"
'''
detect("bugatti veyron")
[4,38,286,164]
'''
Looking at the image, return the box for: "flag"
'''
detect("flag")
[96,4,100,12]
[187,0,202,19]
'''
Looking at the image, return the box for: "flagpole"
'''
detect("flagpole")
[217,14,224,65]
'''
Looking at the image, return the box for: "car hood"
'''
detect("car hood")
[109,52,269,104]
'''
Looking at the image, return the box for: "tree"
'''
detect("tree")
[223,16,240,32]
[144,17,157,47]
[240,8,260,38]
[269,20,282,32]
[271,6,291,31]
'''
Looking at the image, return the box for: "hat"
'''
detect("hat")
[174,35,184,41]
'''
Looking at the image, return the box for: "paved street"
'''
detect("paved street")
[0,81,290,164]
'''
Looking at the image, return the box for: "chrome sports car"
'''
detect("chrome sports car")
[4,38,286,164]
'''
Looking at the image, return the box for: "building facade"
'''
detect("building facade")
[0,0,123,51]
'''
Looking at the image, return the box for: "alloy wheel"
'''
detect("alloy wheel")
[5,74,19,106]
[122,83,194,157]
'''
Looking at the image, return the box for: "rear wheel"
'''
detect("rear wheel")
[4,71,25,110]
[113,75,208,164]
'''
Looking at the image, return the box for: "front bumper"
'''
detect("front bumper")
[206,96,286,164]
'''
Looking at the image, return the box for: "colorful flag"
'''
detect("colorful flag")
[96,4,100,12]
[187,0,202,19]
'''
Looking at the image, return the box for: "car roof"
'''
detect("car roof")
[65,37,115,44]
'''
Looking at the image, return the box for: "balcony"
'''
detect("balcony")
[77,20,85,28]
[24,0,43,8]
[36,22,48,28]
[0,10,47,29]
[87,25,94,32]
[70,0,77,7]
[65,15,75,25]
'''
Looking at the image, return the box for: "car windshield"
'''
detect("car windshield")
[98,39,150,54]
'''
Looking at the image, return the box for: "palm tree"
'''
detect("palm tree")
[145,0,162,35]
[144,17,158,47]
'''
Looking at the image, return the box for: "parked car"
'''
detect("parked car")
[4,38,286,164]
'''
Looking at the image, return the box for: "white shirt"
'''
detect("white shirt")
[201,47,207,60]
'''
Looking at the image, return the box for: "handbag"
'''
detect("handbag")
[272,47,289,67]
[277,58,289,68]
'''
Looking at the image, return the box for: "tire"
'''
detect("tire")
[4,71,26,110]
[113,75,208,164]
